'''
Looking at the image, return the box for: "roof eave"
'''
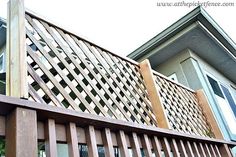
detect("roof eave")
[127,6,236,60]
[127,6,202,60]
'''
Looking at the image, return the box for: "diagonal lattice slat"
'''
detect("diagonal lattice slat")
[153,72,212,137]
[25,12,157,126]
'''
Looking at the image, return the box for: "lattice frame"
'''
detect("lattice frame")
[154,73,212,137]
[25,12,157,126]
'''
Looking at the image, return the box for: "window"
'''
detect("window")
[167,73,178,82]
[206,75,236,134]
[221,85,236,117]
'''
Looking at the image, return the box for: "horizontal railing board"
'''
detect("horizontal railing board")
[0,94,235,146]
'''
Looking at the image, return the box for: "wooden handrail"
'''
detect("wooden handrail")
[0,95,235,157]
[0,94,235,146]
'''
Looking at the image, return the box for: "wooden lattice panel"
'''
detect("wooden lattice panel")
[153,73,212,137]
[25,12,157,126]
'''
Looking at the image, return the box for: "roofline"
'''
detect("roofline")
[127,6,236,60]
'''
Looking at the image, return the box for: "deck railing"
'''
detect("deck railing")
[2,0,235,156]
[0,95,235,157]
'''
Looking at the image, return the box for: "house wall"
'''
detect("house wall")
[154,49,191,87]
[155,48,236,142]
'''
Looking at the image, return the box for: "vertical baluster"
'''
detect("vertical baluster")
[86,125,98,157]
[130,132,142,157]
[209,144,217,157]
[45,119,57,157]
[170,139,180,157]
[204,143,212,157]
[198,143,207,157]
[192,142,201,157]
[66,122,79,157]
[152,136,162,157]
[178,140,188,157]
[214,144,222,157]
[142,134,153,157]
[101,128,115,157]
[185,141,194,156]
[116,130,129,157]
[161,137,172,157]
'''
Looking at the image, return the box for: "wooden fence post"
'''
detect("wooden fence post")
[6,0,28,98]
[139,59,169,129]
[196,89,223,139]
[5,107,37,157]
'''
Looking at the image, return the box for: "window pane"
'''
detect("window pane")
[113,147,120,157]
[215,95,236,134]
[207,75,224,98]
[57,143,68,157]
[97,146,105,157]
[79,144,88,157]
[38,142,45,157]
[221,85,236,117]
[128,148,133,156]
[140,148,145,157]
